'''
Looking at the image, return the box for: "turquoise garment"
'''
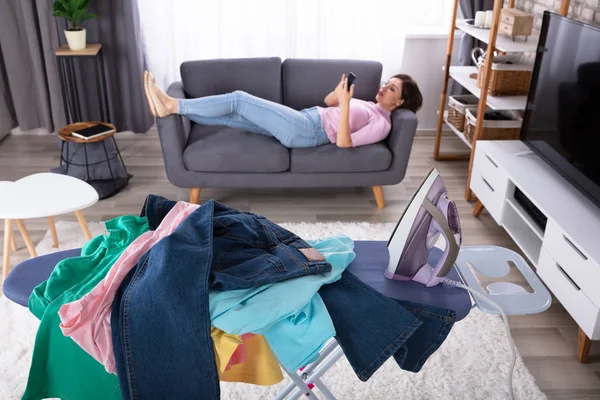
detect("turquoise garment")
[209,235,355,370]
[264,294,335,370]
[24,215,149,400]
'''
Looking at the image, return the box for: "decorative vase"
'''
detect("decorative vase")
[64,28,86,51]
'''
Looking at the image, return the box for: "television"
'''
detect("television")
[521,11,600,209]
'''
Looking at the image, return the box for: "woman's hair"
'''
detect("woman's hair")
[392,74,423,113]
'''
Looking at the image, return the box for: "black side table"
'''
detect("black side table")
[57,121,130,199]
[55,44,111,124]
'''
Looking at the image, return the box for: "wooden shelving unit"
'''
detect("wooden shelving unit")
[433,0,571,201]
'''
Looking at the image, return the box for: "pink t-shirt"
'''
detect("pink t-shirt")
[317,99,392,147]
[58,201,200,374]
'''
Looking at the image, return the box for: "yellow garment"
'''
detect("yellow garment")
[221,334,284,385]
[211,327,243,374]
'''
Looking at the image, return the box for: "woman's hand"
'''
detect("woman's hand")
[334,74,354,106]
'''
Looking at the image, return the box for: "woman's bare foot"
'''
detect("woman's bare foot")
[143,71,178,117]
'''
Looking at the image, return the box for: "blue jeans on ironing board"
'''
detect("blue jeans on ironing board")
[178,91,330,148]
[111,196,332,400]
[319,271,457,381]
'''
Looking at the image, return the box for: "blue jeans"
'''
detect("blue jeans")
[112,196,332,399]
[178,91,330,148]
[319,271,457,381]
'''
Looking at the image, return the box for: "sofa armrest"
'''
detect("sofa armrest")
[385,109,418,179]
[156,82,191,182]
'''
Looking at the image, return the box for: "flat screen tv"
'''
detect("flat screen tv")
[521,11,600,209]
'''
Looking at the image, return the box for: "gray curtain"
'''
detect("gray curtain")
[457,0,495,66]
[0,0,152,135]
[451,0,495,94]
[0,1,62,133]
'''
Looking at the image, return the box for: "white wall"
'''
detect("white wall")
[399,34,461,132]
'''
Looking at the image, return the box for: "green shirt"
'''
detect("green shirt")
[24,215,149,400]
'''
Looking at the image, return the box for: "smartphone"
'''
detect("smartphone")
[347,72,356,91]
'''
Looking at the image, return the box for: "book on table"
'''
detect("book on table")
[71,124,115,140]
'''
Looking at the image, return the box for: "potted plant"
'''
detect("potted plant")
[53,0,99,51]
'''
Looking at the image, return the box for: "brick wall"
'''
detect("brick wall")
[509,0,600,29]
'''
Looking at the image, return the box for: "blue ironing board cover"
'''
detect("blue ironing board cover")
[3,248,81,307]
[3,241,472,321]
[348,241,471,321]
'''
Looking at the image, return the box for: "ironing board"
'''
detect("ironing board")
[276,242,552,400]
[2,241,550,400]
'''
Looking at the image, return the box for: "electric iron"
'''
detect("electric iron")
[385,168,462,287]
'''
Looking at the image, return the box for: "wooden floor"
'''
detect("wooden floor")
[1,130,599,399]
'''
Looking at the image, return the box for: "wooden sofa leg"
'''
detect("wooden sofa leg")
[372,186,385,209]
[189,188,201,204]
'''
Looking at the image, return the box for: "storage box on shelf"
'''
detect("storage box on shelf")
[443,111,473,149]
[464,109,522,142]
[499,8,534,40]
[447,95,480,132]
[476,63,533,96]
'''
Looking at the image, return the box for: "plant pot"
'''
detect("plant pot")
[64,28,86,51]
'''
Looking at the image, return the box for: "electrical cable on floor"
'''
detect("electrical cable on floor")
[441,278,516,400]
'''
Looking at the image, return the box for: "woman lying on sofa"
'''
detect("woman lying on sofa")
[143,71,422,148]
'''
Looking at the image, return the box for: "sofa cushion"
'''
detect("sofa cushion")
[184,125,289,173]
[282,59,383,110]
[181,57,282,102]
[290,143,392,173]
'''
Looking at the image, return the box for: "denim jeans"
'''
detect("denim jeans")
[319,271,457,381]
[112,196,332,399]
[178,91,330,148]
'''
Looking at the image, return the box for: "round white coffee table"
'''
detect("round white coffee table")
[0,173,99,280]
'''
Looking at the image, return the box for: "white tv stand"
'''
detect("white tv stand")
[471,140,600,363]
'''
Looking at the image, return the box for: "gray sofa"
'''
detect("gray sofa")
[156,57,418,208]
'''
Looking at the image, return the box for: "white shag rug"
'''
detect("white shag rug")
[0,221,546,400]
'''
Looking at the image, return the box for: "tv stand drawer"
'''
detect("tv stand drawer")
[473,148,509,193]
[543,219,600,308]
[537,248,600,339]
[470,169,505,224]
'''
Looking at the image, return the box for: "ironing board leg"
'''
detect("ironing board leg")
[275,340,339,399]
[288,346,344,400]
[313,378,337,400]
[279,366,320,400]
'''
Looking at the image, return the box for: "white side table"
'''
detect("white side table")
[0,173,99,280]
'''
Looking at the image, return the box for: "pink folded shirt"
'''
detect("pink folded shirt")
[58,201,199,374]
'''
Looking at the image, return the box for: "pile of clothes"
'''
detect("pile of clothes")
[23,195,457,400]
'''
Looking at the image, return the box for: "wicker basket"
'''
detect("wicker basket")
[447,95,479,132]
[477,63,533,96]
[464,108,522,142]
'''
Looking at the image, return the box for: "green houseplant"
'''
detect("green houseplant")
[53,0,99,50]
